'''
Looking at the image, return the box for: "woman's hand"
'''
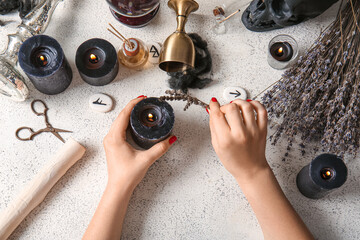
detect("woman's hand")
[103,96,177,191]
[208,98,269,183]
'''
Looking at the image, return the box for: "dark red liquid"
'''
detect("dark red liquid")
[107,0,160,28]
[110,5,160,28]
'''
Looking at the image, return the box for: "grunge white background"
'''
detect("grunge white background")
[1,0,359,239]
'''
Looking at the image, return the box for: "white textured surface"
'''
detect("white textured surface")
[0,1,359,240]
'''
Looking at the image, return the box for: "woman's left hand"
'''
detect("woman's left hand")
[103,96,177,191]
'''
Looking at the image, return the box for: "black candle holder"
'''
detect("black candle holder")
[296,154,348,199]
[18,35,73,95]
[76,38,119,86]
[130,98,175,149]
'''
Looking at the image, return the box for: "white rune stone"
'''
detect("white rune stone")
[89,93,113,113]
[147,42,162,64]
[223,86,248,102]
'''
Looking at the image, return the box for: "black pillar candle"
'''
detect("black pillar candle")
[75,38,119,86]
[269,42,293,62]
[296,154,348,199]
[18,35,73,95]
[130,98,175,149]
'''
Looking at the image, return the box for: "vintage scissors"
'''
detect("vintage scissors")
[15,100,72,143]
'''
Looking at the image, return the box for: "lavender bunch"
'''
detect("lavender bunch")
[159,90,209,111]
[261,0,360,158]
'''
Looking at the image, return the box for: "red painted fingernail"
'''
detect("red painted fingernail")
[211,97,217,102]
[246,99,252,102]
[169,136,177,145]
[206,108,209,114]
[137,95,146,98]
[230,101,233,103]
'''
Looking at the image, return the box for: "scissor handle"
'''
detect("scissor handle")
[31,99,48,116]
[15,127,37,141]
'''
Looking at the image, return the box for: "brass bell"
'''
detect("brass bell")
[159,0,199,72]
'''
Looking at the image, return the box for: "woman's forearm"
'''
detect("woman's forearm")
[82,183,134,240]
[237,166,314,240]
[83,97,175,240]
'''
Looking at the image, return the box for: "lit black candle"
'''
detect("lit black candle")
[75,38,119,86]
[269,42,293,62]
[18,35,73,95]
[130,98,175,149]
[296,154,348,199]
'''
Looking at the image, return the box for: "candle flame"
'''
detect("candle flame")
[38,55,47,66]
[278,47,283,54]
[321,168,333,180]
[147,113,154,122]
[89,54,99,64]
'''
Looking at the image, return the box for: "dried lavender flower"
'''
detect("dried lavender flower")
[258,0,360,159]
[159,90,209,111]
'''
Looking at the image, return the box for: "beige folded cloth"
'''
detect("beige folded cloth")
[0,138,86,240]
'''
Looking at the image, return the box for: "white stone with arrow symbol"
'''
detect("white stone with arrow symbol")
[223,86,248,102]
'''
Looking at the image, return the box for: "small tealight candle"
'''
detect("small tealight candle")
[130,98,175,149]
[269,42,293,62]
[267,34,298,70]
[296,154,348,199]
[76,38,119,86]
[18,35,73,95]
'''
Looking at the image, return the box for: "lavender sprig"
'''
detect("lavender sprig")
[159,90,209,111]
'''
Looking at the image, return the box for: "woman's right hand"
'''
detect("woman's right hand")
[208,98,269,183]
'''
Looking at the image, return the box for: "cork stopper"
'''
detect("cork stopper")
[123,38,140,57]
[213,6,225,16]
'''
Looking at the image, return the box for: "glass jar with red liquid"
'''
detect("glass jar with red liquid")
[106,0,160,28]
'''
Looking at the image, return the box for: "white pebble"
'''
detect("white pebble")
[223,86,248,102]
[147,42,162,64]
[89,93,113,113]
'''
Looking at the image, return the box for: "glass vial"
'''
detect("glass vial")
[118,38,149,70]
[211,0,245,35]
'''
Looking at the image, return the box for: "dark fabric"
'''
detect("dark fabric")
[0,0,20,15]
[167,33,212,93]
[0,0,40,18]
[19,0,40,18]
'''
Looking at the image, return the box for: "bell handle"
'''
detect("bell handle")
[168,0,199,18]
[176,16,187,32]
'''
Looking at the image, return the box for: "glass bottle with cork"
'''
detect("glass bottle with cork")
[118,38,148,70]
[212,0,248,35]
[108,23,149,70]
[108,24,148,70]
